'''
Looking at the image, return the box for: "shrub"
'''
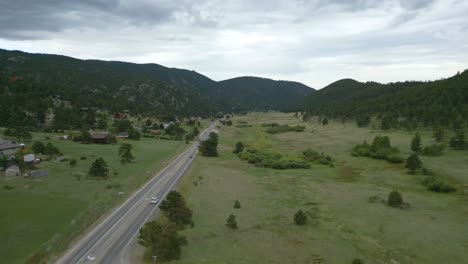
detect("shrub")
[294,210,307,225]
[226,214,238,229]
[234,200,241,209]
[303,149,334,166]
[352,258,364,264]
[3,185,14,190]
[32,141,45,154]
[265,125,305,134]
[233,142,244,154]
[387,191,403,208]
[422,144,445,156]
[352,136,401,164]
[238,148,309,170]
[69,159,77,167]
[261,122,279,127]
[422,176,457,193]
[80,156,87,160]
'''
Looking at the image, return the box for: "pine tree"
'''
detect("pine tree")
[159,191,193,227]
[433,128,444,142]
[449,129,465,150]
[294,210,307,225]
[88,158,109,178]
[226,214,238,229]
[411,133,422,152]
[233,142,244,154]
[405,154,422,173]
[119,143,134,164]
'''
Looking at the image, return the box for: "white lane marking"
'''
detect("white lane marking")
[56,145,196,264]
[120,131,209,264]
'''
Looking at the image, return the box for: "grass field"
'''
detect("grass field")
[171,113,468,264]
[0,134,187,264]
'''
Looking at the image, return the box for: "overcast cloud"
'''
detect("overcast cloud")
[1,0,467,88]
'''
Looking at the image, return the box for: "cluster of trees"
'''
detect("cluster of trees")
[264,125,305,134]
[303,71,468,128]
[351,136,404,164]
[184,127,200,143]
[3,127,32,141]
[32,141,61,156]
[138,191,192,261]
[199,132,219,157]
[112,120,141,140]
[237,146,310,170]
[302,149,334,167]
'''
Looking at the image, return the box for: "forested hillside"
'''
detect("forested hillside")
[0,49,315,130]
[219,76,315,111]
[303,71,468,128]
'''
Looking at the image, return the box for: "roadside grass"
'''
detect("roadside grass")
[0,134,186,264]
[170,112,468,264]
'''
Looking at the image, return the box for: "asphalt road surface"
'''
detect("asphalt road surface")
[55,122,217,264]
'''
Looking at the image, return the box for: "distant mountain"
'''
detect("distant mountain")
[0,49,314,129]
[303,71,468,127]
[219,76,315,111]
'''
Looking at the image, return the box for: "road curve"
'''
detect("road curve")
[55,123,217,264]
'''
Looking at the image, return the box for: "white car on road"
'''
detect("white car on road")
[150,196,159,204]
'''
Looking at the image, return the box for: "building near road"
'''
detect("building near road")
[90,132,111,144]
[116,132,129,139]
[149,129,162,135]
[0,139,23,157]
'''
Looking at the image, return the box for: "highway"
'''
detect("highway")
[55,122,217,264]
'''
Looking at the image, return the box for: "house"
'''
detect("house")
[5,165,20,177]
[90,132,110,144]
[59,135,69,140]
[149,130,161,135]
[116,132,129,139]
[23,154,35,163]
[0,139,22,157]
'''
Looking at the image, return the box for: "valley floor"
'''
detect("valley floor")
[164,113,468,264]
[0,134,186,264]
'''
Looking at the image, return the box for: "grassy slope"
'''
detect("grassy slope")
[172,113,468,264]
[0,134,186,264]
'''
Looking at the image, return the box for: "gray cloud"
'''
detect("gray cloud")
[0,0,467,88]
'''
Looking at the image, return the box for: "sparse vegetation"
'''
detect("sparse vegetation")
[351,136,403,163]
[294,210,307,225]
[387,191,403,208]
[226,214,238,229]
[238,147,310,169]
[264,124,305,134]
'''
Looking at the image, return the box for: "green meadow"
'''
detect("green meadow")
[0,134,186,264]
[173,112,468,264]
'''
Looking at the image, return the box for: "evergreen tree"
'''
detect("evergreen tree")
[88,158,109,178]
[388,191,403,208]
[233,142,244,154]
[159,191,193,227]
[294,210,307,225]
[226,214,238,229]
[411,133,422,152]
[32,141,45,154]
[69,159,77,167]
[433,127,444,142]
[200,132,219,157]
[43,143,61,156]
[322,118,328,126]
[405,154,422,173]
[233,200,241,209]
[138,219,187,261]
[118,143,134,164]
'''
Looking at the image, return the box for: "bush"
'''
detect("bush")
[69,159,77,167]
[352,258,364,264]
[352,136,401,164]
[234,200,241,209]
[238,148,309,170]
[387,191,403,208]
[261,122,279,127]
[3,185,14,190]
[294,210,307,225]
[422,176,457,193]
[302,149,334,166]
[32,141,45,154]
[80,156,87,160]
[226,214,238,229]
[265,125,305,134]
[422,144,445,156]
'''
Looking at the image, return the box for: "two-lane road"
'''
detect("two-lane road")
[56,123,217,264]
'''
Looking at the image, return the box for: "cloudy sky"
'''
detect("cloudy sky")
[1,0,467,88]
